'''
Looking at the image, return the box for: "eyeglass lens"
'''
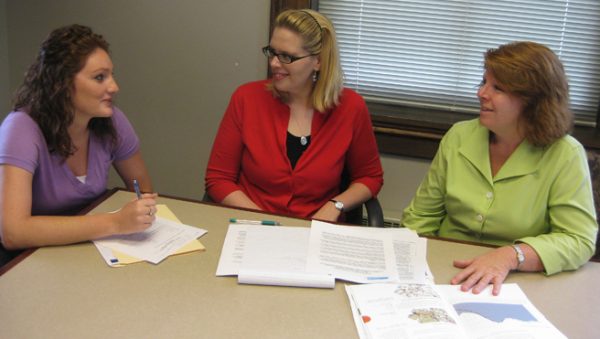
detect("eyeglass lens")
[263,46,292,64]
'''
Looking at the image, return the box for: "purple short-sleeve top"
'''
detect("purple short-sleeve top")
[0,107,139,215]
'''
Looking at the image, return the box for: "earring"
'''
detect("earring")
[312,71,319,82]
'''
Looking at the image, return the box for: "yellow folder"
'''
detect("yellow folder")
[109,204,205,267]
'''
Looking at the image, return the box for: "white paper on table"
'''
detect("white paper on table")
[306,220,426,284]
[238,270,334,288]
[94,242,120,265]
[216,224,334,288]
[437,284,567,339]
[369,227,427,283]
[238,225,334,288]
[345,285,370,339]
[216,223,252,276]
[306,220,397,283]
[94,216,207,264]
[346,283,566,339]
[346,283,466,339]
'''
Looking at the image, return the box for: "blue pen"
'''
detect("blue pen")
[229,218,280,226]
[133,179,142,199]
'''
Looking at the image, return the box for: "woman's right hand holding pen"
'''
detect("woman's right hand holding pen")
[112,193,158,235]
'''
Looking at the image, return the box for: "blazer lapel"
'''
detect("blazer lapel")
[458,124,493,185]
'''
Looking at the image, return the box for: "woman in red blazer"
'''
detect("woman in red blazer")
[205,9,383,221]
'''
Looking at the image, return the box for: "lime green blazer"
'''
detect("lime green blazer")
[403,119,598,274]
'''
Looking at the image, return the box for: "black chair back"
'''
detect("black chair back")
[586,150,600,262]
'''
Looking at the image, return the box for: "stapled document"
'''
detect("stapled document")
[216,220,428,288]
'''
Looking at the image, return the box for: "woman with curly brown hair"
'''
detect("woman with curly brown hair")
[0,24,156,255]
[402,41,598,295]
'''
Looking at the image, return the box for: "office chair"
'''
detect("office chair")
[341,197,383,227]
[586,150,600,262]
[339,167,384,227]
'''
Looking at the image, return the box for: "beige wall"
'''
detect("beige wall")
[5,0,270,200]
[2,1,431,220]
[379,154,429,220]
[0,0,8,114]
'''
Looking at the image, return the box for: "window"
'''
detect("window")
[270,0,600,157]
[319,0,600,125]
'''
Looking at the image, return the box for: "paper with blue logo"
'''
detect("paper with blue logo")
[216,220,427,287]
[306,220,427,284]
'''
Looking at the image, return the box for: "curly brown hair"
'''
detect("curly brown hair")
[12,24,116,157]
[484,41,573,147]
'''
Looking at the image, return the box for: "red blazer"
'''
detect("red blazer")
[205,80,383,218]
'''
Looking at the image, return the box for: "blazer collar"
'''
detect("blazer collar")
[458,123,543,183]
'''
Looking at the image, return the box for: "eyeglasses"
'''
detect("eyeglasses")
[262,46,317,64]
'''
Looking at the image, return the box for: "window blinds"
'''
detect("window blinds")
[319,0,600,125]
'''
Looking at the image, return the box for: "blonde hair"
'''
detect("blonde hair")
[484,41,572,147]
[269,9,344,112]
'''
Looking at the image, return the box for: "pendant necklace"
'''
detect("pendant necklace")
[292,113,310,146]
[300,135,308,146]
